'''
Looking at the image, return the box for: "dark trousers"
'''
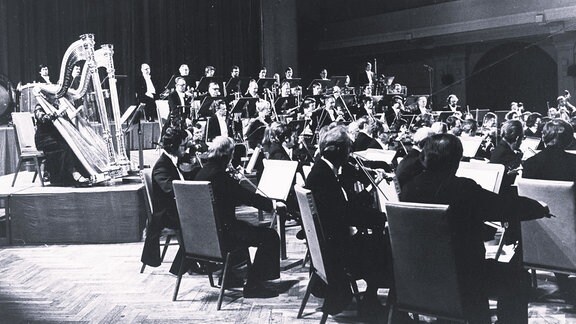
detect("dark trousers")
[231,221,280,282]
[464,259,530,324]
[140,96,157,121]
[170,221,280,281]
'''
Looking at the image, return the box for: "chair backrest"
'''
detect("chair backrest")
[385,201,466,319]
[11,112,39,154]
[140,168,154,220]
[456,161,505,194]
[516,178,576,273]
[459,136,484,158]
[257,159,298,201]
[294,184,328,285]
[172,180,224,261]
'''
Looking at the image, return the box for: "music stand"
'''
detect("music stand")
[285,78,301,88]
[230,97,258,118]
[196,76,215,93]
[257,78,276,91]
[435,111,454,122]
[288,119,306,134]
[197,96,224,118]
[331,75,348,88]
[275,96,298,114]
[121,104,146,170]
[306,79,332,91]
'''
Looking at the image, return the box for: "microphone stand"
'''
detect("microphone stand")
[425,65,434,109]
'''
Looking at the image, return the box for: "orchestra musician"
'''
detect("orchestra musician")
[206,99,233,141]
[305,124,393,317]
[135,63,159,121]
[400,133,551,323]
[524,112,543,137]
[522,119,576,305]
[141,127,198,268]
[258,67,267,79]
[357,61,374,89]
[35,64,53,84]
[311,96,338,133]
[490,120,524,188]
[245,100,272,149]
[442,94,463,116]
[352,116,384,151]
[319,68,329,81]
[167,77,193,122]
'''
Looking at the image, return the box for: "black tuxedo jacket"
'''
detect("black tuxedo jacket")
[352,132,382,152]
[357,70,373,86]
[400,171,546,285]
[206,115,233,141]
[245,119,267,149]
[310,108,335,133]
[523,146,576,181]
[135,74,159,103]
[167,90,191,115]
[489,140,522,188]
[305,159,386,313]
[194,161,273,233]
[268,142,291,161]
[141,153,198,266]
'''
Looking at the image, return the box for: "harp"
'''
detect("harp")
[32,34,128,183]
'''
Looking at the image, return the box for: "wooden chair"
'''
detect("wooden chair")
[294,184,361,324]
[11,112,45,187]
[516,178,576,275]
[172,180,249,310]
[385,201,475,323]
[139,168,180,273]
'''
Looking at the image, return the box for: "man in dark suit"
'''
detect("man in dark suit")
[141,127,198,268]
[401,133,550,323]
[191,136,284,298]
[35,64,53,84]
[522,119,576,304]
[305,125,392,317]
[167,77,192,120]
[357,61,374,89]
[135,63,159,121]
[490,120,524,189]
[310,96,337,134]
[206,99,233,141]
[352,117,383,152]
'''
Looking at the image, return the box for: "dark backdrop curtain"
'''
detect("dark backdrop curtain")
[0,0,261,110]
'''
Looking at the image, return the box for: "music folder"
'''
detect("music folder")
[257,78,276,90]
[330,76,348,88]
[283,78,301,88]
[230,97,258,118]
[196,76,218,93]
[306,79,333,91]
[197,96,224,118]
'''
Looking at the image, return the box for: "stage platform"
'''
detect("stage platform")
[1,171,147,245]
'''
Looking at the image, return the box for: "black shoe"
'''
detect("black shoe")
[224,273,245,288]
[243,282,279,299]
[187,261,208,275]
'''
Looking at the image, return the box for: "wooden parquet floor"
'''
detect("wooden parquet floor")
[0,212,575,323]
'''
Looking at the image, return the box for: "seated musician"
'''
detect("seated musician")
[522,119,576,304]
[394,126,434,188]
[384,94,405,128]
[489,120,523,189]
[524,112,543,138]
[141,127,198,268]
[193,136,285,298]
[305,125,393,317]
[352,116,383,151]
[34,99,89,186]
[400,133,550,323]
[442,94,463,115]
[167,77,193,121]
[310,96,337,134]
[206,99,233,141]
[245,100,272,149]
[356,96,375,120]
